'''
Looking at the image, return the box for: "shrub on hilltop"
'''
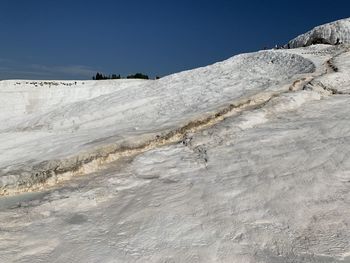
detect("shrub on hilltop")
[92,72,149,80]
[126,73,149,80]
[93,72,121,80]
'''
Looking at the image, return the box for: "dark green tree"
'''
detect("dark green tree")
[127,73,149,80]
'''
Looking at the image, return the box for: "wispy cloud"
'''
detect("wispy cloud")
[0,60,99,80]
[30,64,97,78]
[0,58,13,63]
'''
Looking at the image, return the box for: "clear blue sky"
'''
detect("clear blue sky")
[1,0,349,80]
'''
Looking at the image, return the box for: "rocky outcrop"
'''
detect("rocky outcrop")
[286,18,350,48]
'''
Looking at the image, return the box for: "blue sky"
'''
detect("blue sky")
[1,0,349,80]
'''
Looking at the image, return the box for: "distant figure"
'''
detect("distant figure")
[335,38,342,45]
